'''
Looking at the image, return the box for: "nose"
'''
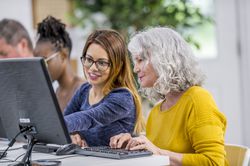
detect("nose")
[133,63,140,73]
[89,62,99,71]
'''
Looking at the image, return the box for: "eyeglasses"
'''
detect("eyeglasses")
[45,52,59,63]
[80,56,111,72]
[43,52,59,67]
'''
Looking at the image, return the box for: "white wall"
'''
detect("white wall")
[196,0,243,145]
[237,0,250,147]
[0,0,86,77]
[0,0,34,43]
[67,28,90,77]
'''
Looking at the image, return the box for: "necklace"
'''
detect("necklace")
[160,99,169,112]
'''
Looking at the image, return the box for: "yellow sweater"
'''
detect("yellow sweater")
[146,86,228,166]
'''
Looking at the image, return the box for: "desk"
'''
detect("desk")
[0,141,169,166]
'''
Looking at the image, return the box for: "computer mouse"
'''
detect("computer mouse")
[55,143,80,155]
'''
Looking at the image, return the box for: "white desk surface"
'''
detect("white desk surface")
[0,141,169,166]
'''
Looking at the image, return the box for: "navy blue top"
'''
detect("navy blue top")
[64,83,136,146]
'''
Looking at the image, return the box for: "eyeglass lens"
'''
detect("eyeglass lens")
[81,56,110,71]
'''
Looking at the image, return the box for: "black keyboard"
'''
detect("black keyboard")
[75,146,153,159]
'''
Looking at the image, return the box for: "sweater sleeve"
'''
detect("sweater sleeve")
[182,90,227,166]
[64,88,135,133]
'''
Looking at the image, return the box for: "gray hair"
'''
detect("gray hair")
[128,27,205,102]
[0,18,33,50]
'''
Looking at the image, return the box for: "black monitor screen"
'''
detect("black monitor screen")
[0,58,71,145]
[0,119,7,139]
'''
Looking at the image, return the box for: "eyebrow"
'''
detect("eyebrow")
[85,54,109,61]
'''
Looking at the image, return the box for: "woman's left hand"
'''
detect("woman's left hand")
[126,135,160,155]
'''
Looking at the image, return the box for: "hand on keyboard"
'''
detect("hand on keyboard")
[125,135,160,155]
[110,133,132,149]
[70,133,88,147]
[110,134,159,155]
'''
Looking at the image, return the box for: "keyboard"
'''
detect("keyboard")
[75,146,153,159]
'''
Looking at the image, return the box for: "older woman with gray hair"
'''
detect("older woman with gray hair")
[110,27,228,166]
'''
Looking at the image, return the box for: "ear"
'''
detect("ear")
[58,50,70,69]
[16,38,29,56]
[59,48,69,61]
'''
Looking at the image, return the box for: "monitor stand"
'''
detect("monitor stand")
[22,143,60,153]
[8,134,37,166]
[8,125,61,166]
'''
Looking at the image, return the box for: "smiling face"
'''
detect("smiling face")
[133,55,158,88]
[83,43,111,88]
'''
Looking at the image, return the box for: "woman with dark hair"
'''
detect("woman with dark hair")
[34,16,85,112]
[64,29,145,147]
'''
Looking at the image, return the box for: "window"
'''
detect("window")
[188,0,217,59]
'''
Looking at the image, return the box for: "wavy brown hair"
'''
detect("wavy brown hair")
[82,29,145,134]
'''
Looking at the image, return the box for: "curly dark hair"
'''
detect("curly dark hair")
[37,16,72,57]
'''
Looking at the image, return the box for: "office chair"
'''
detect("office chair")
[225,144,250,166]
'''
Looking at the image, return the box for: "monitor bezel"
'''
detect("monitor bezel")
[0,57,71,145]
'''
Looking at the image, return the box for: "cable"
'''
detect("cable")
[7,147,23,151]
[0,126,32,160]
[0,150,79,164]
[0,152,25,164]
[0,160,15,164]
[14,152,25,161]
[0,146,23,152]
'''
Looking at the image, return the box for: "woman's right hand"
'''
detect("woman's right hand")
[70,133,88,147]
[109,133,132,149]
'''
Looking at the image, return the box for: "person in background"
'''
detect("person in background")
[34,16,85,112]
[110,27,228,166]
[0,18,33,140]
[64,29,145,147]
[0,18,33,58]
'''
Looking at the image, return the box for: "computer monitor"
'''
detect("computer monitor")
[0,57,71,145]
[0,120,7,139]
